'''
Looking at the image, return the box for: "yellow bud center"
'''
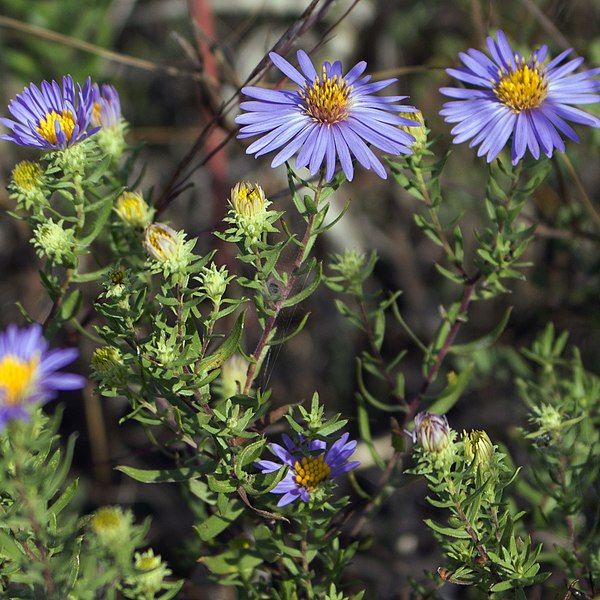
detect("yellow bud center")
[0,354,40,406]
[91,507,122,532]
[12,161,43,190]
[116,192,149,227]
[144,224,177,261]
[301,69,352,125]
[494,63,548,112]
[231,182,266,218]
[37,110,76,144]
[294,454,331,490]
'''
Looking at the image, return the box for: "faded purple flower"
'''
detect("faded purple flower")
[91,83,122,128]
[236,50,419,181]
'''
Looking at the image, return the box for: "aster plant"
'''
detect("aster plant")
[441,30,600,163]
[0,20,599,600]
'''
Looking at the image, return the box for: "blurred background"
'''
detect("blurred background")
[0,0,599,597]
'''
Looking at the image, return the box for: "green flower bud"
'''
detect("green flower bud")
[144,223,196,279]
[220,355,248,399]
[115,191,154,229]
[226,181,277,247]
[128,549,171,597]
[95,122,127,162]
[463,430,495,469]
[90,506,133,548]
[49,142,88,180]
[398,110,427,153]
[201,263,230,304]
[536,404,562,433]
[31,219,76,266]
[9,161,47,211]
[102,266,131,300]
[91,346,126,387]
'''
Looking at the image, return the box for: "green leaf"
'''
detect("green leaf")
[194,501,245,542]
[490,580,516,593]
[116,466,206,483]
[448,307,512,355]
[235,439,266,478]
[426,363,473,415]
[424,519,471,539]
[198,311,245,372]
[357,394,385,469]
[280,262,322,309]
[78,196,113,247]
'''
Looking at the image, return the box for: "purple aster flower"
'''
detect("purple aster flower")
[91,83,122,129]
[1,76,98,150]
[0,324,85,428]
[256,432,360,507]
[236,50,419,181]
[440,30,600,164]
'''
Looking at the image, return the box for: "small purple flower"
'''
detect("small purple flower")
[236,50,419,181]
[91,83,122,129]
[256,433,360,507]
[1,76,98,150]
[440,30,600,164]
[0,324,85,428]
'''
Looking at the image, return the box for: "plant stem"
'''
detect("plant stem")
[243,176,325,395]
[11,430,56,596]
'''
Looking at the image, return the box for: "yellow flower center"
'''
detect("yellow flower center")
[302,69,352,125]
[144,224,178,261]
[91,507,122,532]
[294,454,331,490]
[12,161,43,190]
[37,110,76,144]
[494,63,548,112]
[0,354,39,406]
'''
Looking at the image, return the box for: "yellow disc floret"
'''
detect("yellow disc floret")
[37,110,76,144]
[92,101,102,127]
[302,68,352,124]
[12,161,43,190]
[494,62,548,112]
[294,454,331,490]
[0,354,39,406]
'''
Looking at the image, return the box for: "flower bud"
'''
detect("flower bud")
[463,430,494,469]
[91,346,126,387]
[201,263,229,304]
[144,223,196,279]
[9,160,47,211]
[413,412,452,453]
[230,181,267,219]
[31,219,76,266]
[226,181,276,247]
[115,191,154,229]
[90,506,133,548]
[92,84,126,161]
[398,110,427,153]
[144,223,178,261]
[537,404,562,433]
[128,549,171,597]
[220,355,248,399]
